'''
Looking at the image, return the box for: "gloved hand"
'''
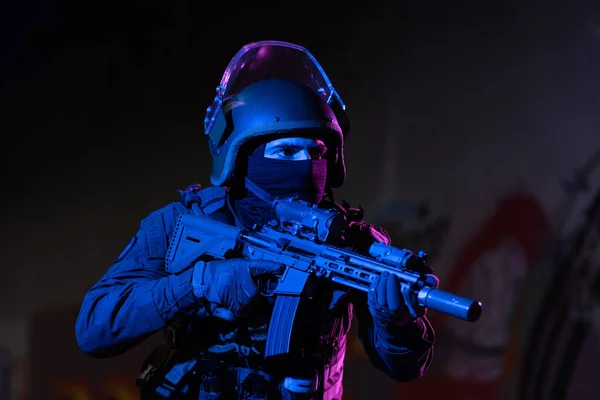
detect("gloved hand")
[368,272,435,328]
[192,258,285,321]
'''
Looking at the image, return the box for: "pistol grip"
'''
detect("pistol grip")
[265,296,301,358]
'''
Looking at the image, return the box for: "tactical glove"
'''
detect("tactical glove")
[367,271,438,327]
[192,258,285,321]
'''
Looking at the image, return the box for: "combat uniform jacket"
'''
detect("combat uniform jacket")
[75,186,435,399]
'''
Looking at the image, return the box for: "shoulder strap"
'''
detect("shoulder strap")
[178,183,228,216]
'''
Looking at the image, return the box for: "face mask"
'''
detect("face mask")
[233,151,328,228]
[246,153,327,202]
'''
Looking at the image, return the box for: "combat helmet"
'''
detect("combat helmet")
[204,40,350,188]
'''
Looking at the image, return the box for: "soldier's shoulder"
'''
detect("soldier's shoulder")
[177,183,229,215]
[327,199,391,246]
[347,220,391,245]
[143,201,188,222]
[141,184,229,225]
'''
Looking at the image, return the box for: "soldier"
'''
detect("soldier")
[75,41,435,399]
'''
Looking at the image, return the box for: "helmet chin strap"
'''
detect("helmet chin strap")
[245,177,276,204]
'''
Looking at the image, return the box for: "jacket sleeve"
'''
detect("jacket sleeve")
[75,203,202,358]
[354,293,435,382]
[345,220,435,382]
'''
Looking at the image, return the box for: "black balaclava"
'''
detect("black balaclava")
[232,142,328,228]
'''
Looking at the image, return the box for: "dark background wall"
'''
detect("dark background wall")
[1,1,600,399]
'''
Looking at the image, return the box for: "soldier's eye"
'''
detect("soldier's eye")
[277,147,298,157]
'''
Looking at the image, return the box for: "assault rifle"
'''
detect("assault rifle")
[165,197,482,358]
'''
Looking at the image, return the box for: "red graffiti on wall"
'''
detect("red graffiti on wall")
[396,193,551,400]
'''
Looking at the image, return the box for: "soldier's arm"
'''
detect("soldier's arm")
[346,220,435,382]
[75,203,203,358]
[353,293,435,382]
